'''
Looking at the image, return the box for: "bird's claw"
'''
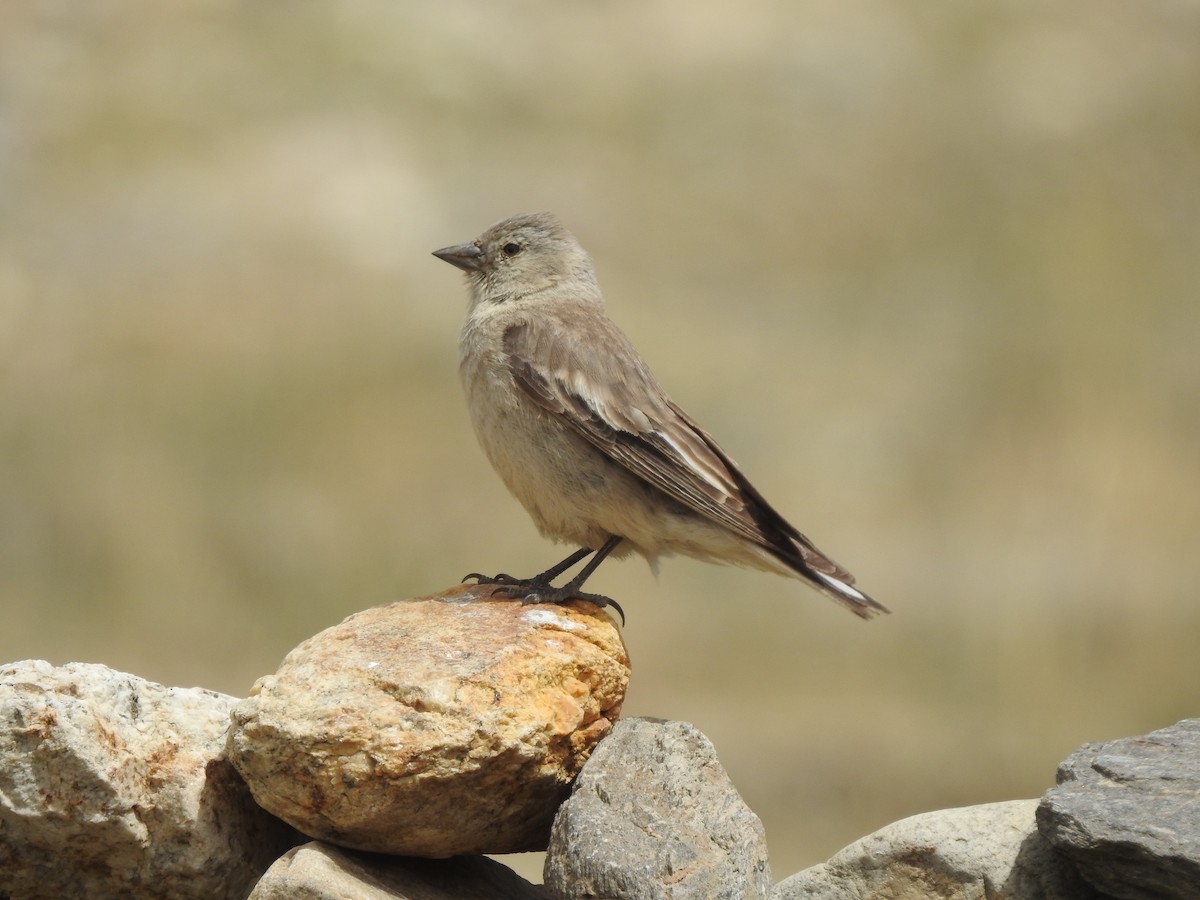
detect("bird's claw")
[462,572,525,587]
[571,592,626,627]
[512,585,626,627]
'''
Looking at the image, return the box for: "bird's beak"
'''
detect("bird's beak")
[432,242,485,273]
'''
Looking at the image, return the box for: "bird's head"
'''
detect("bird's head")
[433,212,597,305]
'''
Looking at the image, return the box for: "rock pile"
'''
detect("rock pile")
[1,586,1197,899]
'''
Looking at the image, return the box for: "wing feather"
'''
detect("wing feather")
[503,319,854,581]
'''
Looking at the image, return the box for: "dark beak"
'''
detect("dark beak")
[432,242,485,273]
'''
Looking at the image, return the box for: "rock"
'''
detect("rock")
[228,585,629,857]
[543,717,771,900]
[1037,718,1200,899]
[249,840,549,899]
[0,660,298,900]
[772,799,1099,899]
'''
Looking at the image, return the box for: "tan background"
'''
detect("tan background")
[3,0,1199,883]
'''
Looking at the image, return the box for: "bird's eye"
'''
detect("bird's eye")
[502,242,522,257]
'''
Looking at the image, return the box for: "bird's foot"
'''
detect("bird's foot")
[511,584,626,627]
[461,571,534,589]
[461,572,625,626]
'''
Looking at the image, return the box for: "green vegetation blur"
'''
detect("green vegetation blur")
[3,0,1198,880]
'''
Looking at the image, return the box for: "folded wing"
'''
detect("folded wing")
[502,318,856,583]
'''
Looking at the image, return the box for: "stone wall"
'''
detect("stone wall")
[2,587,1196,899]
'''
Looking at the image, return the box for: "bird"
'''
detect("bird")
[432,212,886,621]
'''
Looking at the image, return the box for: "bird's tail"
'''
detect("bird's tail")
[805,567,889,619]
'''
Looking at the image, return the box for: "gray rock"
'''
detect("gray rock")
[249,840,549,899]
[772,799,1100,900]
[543,717,771,900]
[1037,717,1200,899]
[0,660,297,900]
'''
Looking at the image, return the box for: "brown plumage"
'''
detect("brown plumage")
[434,212,887,619]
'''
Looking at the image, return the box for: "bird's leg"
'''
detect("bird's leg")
[529,535,625,622]
[551,535,623,596]
[463,536,626,624]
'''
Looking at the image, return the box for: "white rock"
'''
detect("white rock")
[249,840,547,899]
[0,660,296,899]
[772,799,1093,899]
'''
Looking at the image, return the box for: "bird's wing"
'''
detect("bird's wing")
[502,318,854,581]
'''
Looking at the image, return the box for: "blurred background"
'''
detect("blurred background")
[3,0,1199,883]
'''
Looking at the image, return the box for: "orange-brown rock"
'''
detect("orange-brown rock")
[227,585,629,857]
